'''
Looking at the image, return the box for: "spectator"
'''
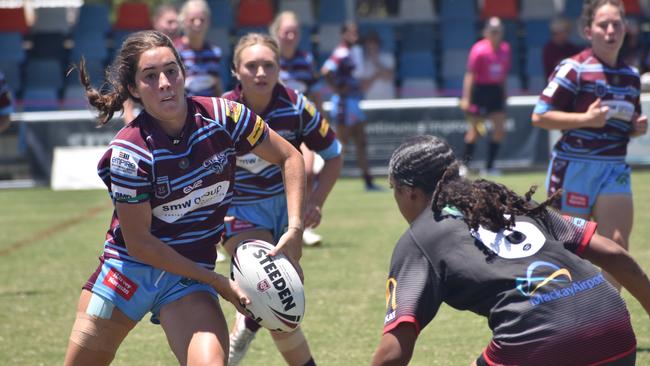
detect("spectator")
[175,0,223,97]
[459,17,511,176]
[358,32,396,100]
[0,71,14,134]
[543,17,583,79]
[322,22,382,191]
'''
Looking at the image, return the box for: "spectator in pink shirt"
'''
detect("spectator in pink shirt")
[459,17,511,175]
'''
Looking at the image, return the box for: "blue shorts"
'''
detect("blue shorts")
[225,194,288,243]
[546,156,632,215]
[329,94,366,126]
[84,257,218,323]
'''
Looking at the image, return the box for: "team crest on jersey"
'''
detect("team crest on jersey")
[225,100,243,123]
[155,176,171,199]
[594,81,608,97]
[203,153,227,173]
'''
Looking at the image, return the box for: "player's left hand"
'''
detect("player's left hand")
[631,114,648,137]
[270,228,304,282]
[304,202,322,229]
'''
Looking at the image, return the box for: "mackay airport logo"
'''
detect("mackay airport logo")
[516,261,605,306]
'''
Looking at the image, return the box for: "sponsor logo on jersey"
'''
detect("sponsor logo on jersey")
[203,153,228,173]
[566,192,588,208]
[225,100,243,123]
[600,99,635,122]
[152,181,230,223]
[384,278,397,324]
[516,261,605,306]
[102,268,138,300]
[111,184,137,201]
[236,152,272,174]
[155,176,171,199]
[319,118,330,137]
[247,116,265,145]
[594,80,608,97]
[110,149,138,177]
[303,96,316,117]
[183,179,203,194]
[542,81,559,98]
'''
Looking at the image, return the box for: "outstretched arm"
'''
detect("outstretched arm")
[581,232,650,316]
[371,323,418,366]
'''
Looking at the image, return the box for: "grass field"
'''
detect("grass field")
[1,172,649,365]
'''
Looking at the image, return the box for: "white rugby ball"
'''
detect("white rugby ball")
[231,239,305,332]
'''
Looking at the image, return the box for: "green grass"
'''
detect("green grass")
[0,172,649,365]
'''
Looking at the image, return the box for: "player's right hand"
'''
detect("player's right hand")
[459,98,470,113]
[584,98,609,128]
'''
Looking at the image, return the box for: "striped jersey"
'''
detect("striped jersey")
[0,71,13,115]
[279,50,319,94]
[384,207,635,365]
[174,38,222,97]
[97,97,268,268]
[222,84,340,204]
[322,42,362,96]
[534,48,641,161]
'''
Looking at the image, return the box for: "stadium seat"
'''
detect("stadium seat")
[317,0,349,23]
[317,23,342,56]
[526,46,544,77]
[25,59,64,90]
[71,32,108,63]
[562,0,583,18]
[0,32,26,63]
[0,62,22,93]
[236,0,275,27]
[400,78,438,98]
[507,74,523,95]
[520,0,559,19]
[399,51,436,79]
[61,84,88,110]
[112,30,136,53]
[73,3,111,36]
[29,32,68,62]
[398,0,436,21]
[279,0,315,26]
[22,87,60,111]
[32,7,71,34]
[114,2,152,31]
[439,0,477,20]
[441,48,469,79]
[480,0,518,20]
[208,0,235,29]
[358,22,396,52]
[68,59,105,89]
[400,22,435,52]
[524,19,552,47]
[0,7,29,34]
[439,19,477,50]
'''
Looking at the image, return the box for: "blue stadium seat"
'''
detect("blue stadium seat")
[71,32,108,63]
[25,59,63,90]
[524,19,552,47]
[32,7,71,34]
[439,19,477,50]
[61,85,88,110]
[208,0,235,29]
[398,0,436,21]
[526,46,544,76]
[29,32,67,61]
[73,4,110,36]
[562,0,583,18]
[317,23,342,56]
[0,61,22,93]
[439,0,477,20]
[400,22,435,52]
[299,25,314,53]
[317,0,348,24]
[400,78,438,98]
[358,22,396,52]
[111,30,136,54]
[440,48,469,95]
[399,51,436,79]
[22,87,59,111]
[0,32,25,63]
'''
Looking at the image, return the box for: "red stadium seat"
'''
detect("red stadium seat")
[481,0,518,20]
[622,0,642,15]
[236,0,274,27]
[0,7,29,35]
[114,2,152,31]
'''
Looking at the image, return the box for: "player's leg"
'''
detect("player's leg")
[271,327,315,366]
[349,120,377,190]
[159,292,229,365]
[64,289,135,366]
[486,111,506,172]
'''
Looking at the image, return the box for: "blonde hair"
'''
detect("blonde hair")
[232,33,280,70]
[179,0,211,28]
[269,11,300,41]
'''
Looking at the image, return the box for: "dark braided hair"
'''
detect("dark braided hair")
[389,135,560,232]
[76,30,185,126]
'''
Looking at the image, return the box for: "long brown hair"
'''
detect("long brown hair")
[388,135,559,232]
[77,30,185,126]
[581,0,625,30]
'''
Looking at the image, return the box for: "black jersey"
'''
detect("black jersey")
[383,207,636,365]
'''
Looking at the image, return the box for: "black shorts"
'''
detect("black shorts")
[475,349,636,366]
[469,84,505,116]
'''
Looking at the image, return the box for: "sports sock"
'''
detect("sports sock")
[463,143,475,164]
[245,315,262,332]
[487,142,500,170]
[303,357,316,366]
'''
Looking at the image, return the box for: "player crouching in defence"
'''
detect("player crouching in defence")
[372,135,650,366]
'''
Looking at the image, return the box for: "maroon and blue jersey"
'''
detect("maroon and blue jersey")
[97,97,268,268]
[383,207,636,365]
[174,38,222,97]
[0,71,13,116]
[534,48,641,162]
[223,84,341,204]
[280,50,319,94]
[322,43,362,97]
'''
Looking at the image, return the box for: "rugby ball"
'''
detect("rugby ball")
[231,239,305,332]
